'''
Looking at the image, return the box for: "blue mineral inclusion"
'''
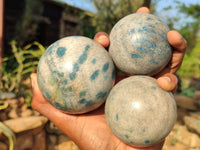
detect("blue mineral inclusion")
[73,62,79,72]
[78,44,90,64]
[90,70,99,80]
[69,72,76,80]
[144,140,150,144]
[149,58,159,65]
[57,72,64,77]
[78,98,94,107]
[79,53,87,64]
[80,91,86,97]
[137,46,148,53]
[131,53,142,58]
[104,75,108,80]
[47,45,54,54]
[112,69,115,79]
[130,28,135,34]
[45,90,51,99]
[91,58,97,64]
[102,62,109,72]
[151,86,157,90]
[85,100,94,107]
[78,98,86,104]
[116,113,119,121]
[168,92,174,98]
[96,91,107,99]
[67,87,72,92]
[63,79,68,85]
[125,135,129,139]
[148,24,155,28]
[54,102,67,110]
[57,47,66,57]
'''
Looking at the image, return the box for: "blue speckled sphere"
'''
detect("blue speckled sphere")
[105,76,177,147]
[37,36,115,114]
[109,13,172,75]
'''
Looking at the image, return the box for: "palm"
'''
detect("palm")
[32,7,186,150]
[31,72,163,150]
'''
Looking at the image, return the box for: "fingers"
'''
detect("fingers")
[136,7,150,14]
[166,30,187,73]
[93,32,110,48]
[167,30,187,52]
[31,73,39,97]
[93,7,151,48]
[30,73,56,114]
[31,73,46,111]
[157,73,178,92]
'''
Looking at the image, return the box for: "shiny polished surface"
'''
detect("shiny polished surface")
[37,36,115,114]
[105,76,177,147]
[109,13,172,75]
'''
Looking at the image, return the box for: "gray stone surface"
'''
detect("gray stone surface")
[174,95,198,110]
[3,116,48,133]
[0,92,16,100]
[109,13,172,75]
[37,36,115,114]
[105,76,177,147]
[184,116,200,135]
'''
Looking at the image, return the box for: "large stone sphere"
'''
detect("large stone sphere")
[105,76,177,147]
[37,36,115,114]
[109,13,172,75]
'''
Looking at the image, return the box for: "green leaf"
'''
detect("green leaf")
[0,122,16,150]
[0,101,8,110]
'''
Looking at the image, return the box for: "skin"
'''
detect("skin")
[31,7,187,150]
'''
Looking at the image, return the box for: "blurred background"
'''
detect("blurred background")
[0,0,200,150]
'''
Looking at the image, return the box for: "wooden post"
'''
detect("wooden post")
[0,0,4,67]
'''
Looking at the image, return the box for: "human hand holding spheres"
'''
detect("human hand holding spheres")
[37,13,177,148]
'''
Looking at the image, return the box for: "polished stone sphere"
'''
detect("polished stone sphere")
[105,76,177,147]
[37,36,115,114]
[109,13,172,75]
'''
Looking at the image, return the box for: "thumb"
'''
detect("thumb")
[157,73,178,93]
[30,73,48,110]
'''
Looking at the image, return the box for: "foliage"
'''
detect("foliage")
[179,87,196,98]
[156,2,200,51]
[14,0,44,46]
[178,37,200,79]
[0,101,15,150]
[63,5,96,38]
[0,122,16,150]
[0,41,45,105]
[91,0,154,33]
[176,3,200,51]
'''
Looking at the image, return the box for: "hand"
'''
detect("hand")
[31,7,186,150]
[94,7,187,92]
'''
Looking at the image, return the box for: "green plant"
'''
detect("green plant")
[0,122,16,150]
[178,37,200,79]
[179,87,196,98]
[0,101,15,150]
[0,41,45,105]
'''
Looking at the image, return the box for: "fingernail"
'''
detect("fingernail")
[98,35,107,40]
[163,76,171,82]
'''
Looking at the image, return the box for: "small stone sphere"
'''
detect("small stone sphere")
[105,76,177,147]
[109,13,172,75]
[37,36,115,114]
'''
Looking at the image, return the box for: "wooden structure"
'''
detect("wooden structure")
[3,0,93,56]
